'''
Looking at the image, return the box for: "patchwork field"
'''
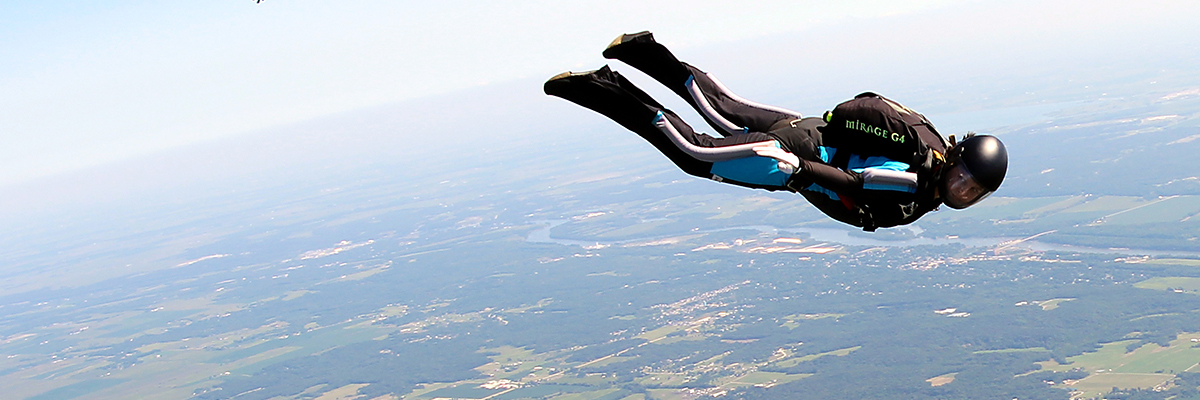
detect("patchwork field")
[1037,333,1200,398]
[1135,277,1200,294]
[916,195,1200,251]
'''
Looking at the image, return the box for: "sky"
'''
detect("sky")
[0,0,969,187]
[3,0,1198,188]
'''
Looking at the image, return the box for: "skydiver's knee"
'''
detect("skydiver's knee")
[676,162,712,179]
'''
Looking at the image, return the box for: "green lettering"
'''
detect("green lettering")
[844,119,910,143]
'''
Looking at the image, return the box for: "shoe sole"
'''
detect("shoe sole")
[605,31,653,52]
[546,65,610,84]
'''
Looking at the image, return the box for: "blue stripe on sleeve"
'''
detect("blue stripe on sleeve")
[709,141,790,187]
[818,146,835,163]
[862,182,916,192]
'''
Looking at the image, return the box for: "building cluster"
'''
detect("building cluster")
[478,379,523,390]
[691,237,839,254]
[933,307,971,318]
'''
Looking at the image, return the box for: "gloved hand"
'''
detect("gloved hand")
[753,145,801,174]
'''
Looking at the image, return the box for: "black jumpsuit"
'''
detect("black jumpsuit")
[544,33,945,231]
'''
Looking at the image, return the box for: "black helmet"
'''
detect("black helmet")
[941,135,1008,209]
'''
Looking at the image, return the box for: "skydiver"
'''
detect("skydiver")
[544,31,1008,231]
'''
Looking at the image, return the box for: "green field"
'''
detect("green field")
[772,346,862,369]
[1039,340,1136,373]
[1069,373,1175,398]
[577,356,639,369]
[1036,333,1200,398]
[211,324,392,374]
[480,346,538,363]
[1135,277,1200,294]
[496,384,592,399]
[635,325,684,342]
[721,371,811,388]
[1113,340,1200,374]
[780,313,846,329]
[550,388,627,400]
[916,194,1200,251]
[1101,196,1200,225]
[1145,258,1200,267]
[419,384,502,399]
[1037,298,1075,310]
[1061,196,1147,215]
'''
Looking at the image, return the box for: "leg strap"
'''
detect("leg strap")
[653,111,775,162]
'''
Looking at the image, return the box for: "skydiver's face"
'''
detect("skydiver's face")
[941,163,990,209]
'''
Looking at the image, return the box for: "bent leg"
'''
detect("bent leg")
[602,31,802,136]
[543,66,776,178]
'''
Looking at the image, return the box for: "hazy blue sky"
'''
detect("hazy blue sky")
[1,0,968,186]
[2,0,1197,187]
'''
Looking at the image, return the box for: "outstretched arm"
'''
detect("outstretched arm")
[754,146,858,190]
[752,145,799,174]
[754,147,918,195]
[795,159,864,193]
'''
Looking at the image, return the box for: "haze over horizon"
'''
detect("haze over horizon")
[4,0,1198,190]
[3,0,965,187]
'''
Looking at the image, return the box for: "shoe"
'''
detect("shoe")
[546,65,612,84]
[602,31,655,59]
[544,65,613,95]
